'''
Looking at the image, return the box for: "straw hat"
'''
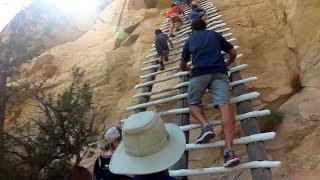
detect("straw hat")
[110,111,186,175]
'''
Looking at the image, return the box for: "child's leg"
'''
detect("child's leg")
[163,54,169,62]
[159,56,165,70]
[175,17,183,31]
[169,18,175,35]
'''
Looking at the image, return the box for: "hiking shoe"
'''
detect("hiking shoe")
[169,34,175,38]
[159,63,165,71]
[223,148,240,167]
[195,125,215,144]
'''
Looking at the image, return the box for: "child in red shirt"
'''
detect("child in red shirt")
[165,4,185,37]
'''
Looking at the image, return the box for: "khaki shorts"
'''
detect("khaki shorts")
[157,50,169,62]
[188,73,230,106]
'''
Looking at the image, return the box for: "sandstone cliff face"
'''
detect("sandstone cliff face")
[5,0,320,179]
[9,0,164,128]
[214,0,320,179]
[0,0,111,64]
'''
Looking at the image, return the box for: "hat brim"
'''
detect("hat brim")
[110,123,186,175]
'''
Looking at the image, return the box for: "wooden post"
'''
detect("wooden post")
[230,69,272,180]
[134,61,158,114]
[171,75,190,180]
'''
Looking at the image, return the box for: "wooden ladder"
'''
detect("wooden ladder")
[124,0,281,179]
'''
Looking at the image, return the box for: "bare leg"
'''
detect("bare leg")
[169,19,175,35]
[219,103,235,148]
[189,105,209,126]
[159,56,164,64]
[163,55,169,62]
[175,18,183,31]
[158,56,165,70]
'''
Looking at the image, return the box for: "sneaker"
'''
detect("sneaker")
[159,63,165,71]
[169,34,175,38]
[195,125,215,144]
[223,148,240,167]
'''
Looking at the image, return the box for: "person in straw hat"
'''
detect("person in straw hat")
[93,126,129,180]
[110,111,186,180]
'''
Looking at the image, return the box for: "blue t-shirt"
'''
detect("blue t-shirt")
[154,32,169,55]
[187,8,205,22]
[181,30,234,78]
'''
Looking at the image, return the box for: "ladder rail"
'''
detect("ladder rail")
[230,68,273,179]
[123,1,279,179]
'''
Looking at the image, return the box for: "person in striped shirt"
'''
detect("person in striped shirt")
[187,4,206,22]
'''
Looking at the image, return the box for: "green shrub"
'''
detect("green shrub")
[258,109,285,125]
[2,66,100,178]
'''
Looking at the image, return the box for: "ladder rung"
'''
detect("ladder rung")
[180,110,271,131]
[133,81,189,98]
[149,42,237,63]
[140,58,179,71]
[125,91,259,112]
[186,132,276,150]
[139,63,248,87]
[134,76,257,98]
[175,13,222,33]
[139,64,247,92]
[157,92,260,116]
[125,93,188,111]
[135,71,189,88]
[156,15,225,49]
[205,92,260,109]
[140,66,180,79]
[178,22,227,38]
[139,55,244,88]
[141,41,236,65]
[169,161,282,177]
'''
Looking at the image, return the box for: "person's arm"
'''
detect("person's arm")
[180,61,191,71]
[178,6,185,16]
[166,35,173,48]
[218,33,237,67]
[180,40,192,71]
[225,48,237,67]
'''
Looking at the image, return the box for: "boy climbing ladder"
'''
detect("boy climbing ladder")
[154,29,173,71]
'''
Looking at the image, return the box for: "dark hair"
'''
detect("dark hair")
[191,4,198,9]
[116,126,122,136]
[171,3,177,7]
[191,18,207,31]
[154,29,163,35]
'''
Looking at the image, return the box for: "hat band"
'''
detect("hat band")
[125,134,169,157]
